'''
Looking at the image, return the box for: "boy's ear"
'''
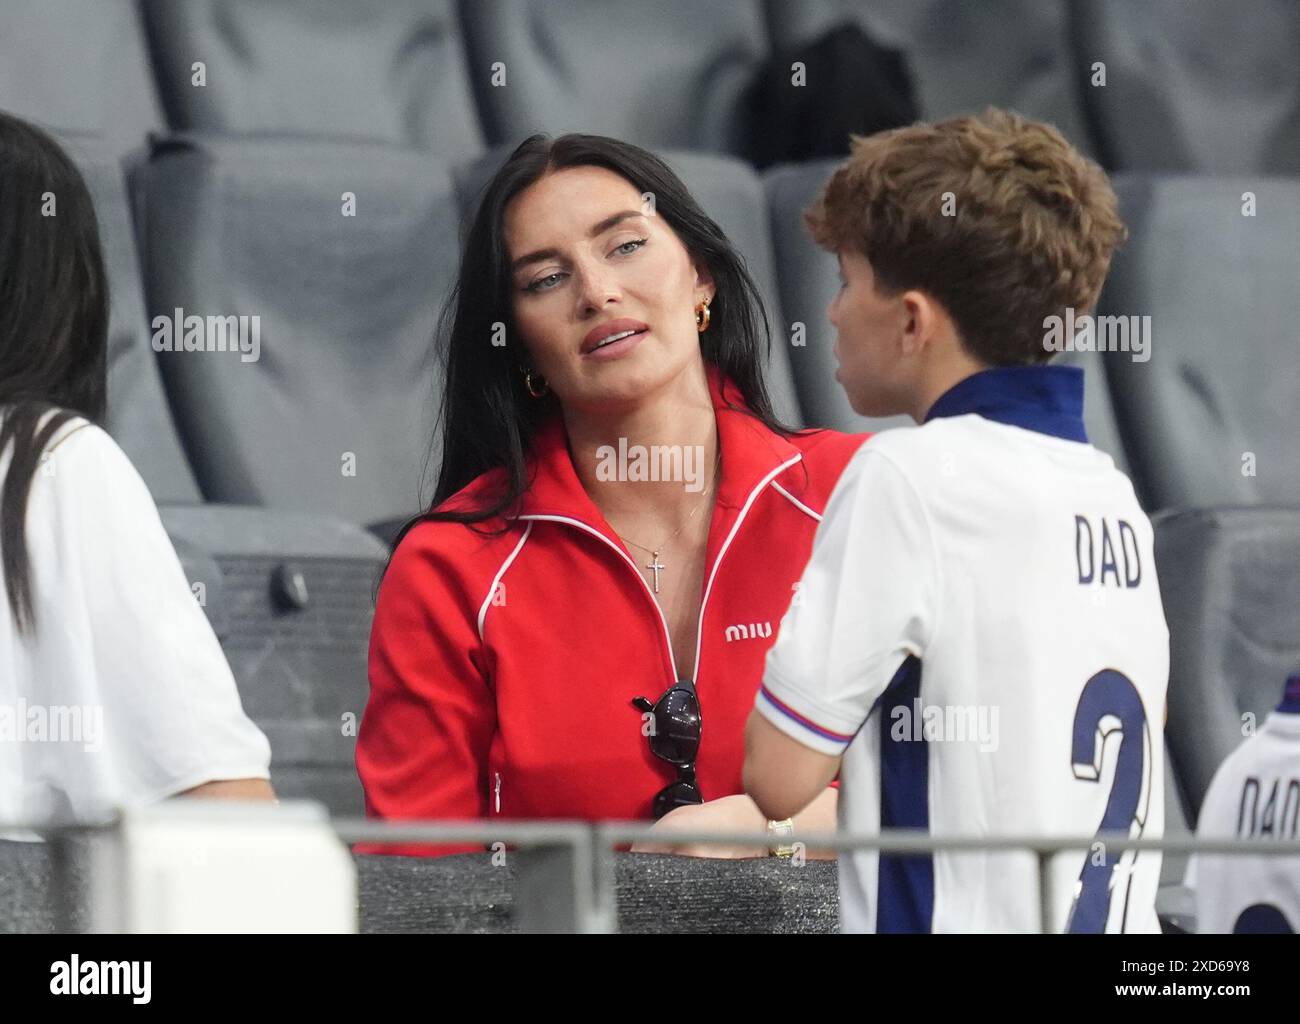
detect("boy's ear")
[897,289,929,356]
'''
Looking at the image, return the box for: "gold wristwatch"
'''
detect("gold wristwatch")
[767,817,795,858]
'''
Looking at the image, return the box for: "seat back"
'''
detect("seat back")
[56,132,200,503]
[134,134,461,526]
[1154,507,1300,821]
[460,0,769,154]
[1072,0,1300,172]
[140,0,483,154]
[1102,175,1300,510]
[0,0,162,150]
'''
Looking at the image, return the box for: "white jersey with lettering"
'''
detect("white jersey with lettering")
[755,365,1170,933]
[1190,680,1300,934]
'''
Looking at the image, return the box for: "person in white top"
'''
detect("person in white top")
[1190,674,1300,934]
[744,109,1169,932]
[0,110,272,830]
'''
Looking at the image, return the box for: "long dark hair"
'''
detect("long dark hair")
[0,112,109,633]
[394,132,795,552]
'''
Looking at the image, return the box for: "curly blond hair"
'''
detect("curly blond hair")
[804,108,1128,365]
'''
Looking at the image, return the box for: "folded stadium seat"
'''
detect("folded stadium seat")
[762,158,1134,464]
[0,0,163,153]
[159,507,387,817]
[1155,508,1300,828]
[132,133,460,529]
[763,0,1097,158]
[458,0,771,155]
[55,132,391,819]
[140,0,483,156]
[1071,0,1300,173]
[1100,176,1300,511]
[455,143,805,427]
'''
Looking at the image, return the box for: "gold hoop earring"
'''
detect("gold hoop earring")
[695,299,711,333]
[524,368,549,398]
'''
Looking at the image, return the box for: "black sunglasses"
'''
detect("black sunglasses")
[632,679,703,819]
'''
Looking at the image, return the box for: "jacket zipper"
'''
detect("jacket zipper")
[516,453,802,685]
[516,514,680,685]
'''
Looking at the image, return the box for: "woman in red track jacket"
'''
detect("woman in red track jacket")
[357,133,866,856]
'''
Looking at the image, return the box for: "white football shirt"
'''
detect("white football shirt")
[1190,679,1300,934]
[756,366,1169,933]
[0,414,271,830]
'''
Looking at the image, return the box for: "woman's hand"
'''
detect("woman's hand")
[629,788,839,859]
[630,794,770,858]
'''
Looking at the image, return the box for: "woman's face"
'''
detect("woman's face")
[504,165,713,410]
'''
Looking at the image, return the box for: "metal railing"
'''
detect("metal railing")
[338,819,1300,933]
[7,816,1300,934]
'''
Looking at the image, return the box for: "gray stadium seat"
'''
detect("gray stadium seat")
[133,133,459,528]
[454,143,804,427]
[140,0,483,155]
[764,0,1096,157]
[56,132,201,505]
[0,0,163,152]
[1100,176,1300,511]
[459,0,770,155]
[762,158,1132,464]
[1155,507,1300,823]
[1071,0,1300,173]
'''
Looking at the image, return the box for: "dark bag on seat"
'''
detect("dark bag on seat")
[738,22,919,169]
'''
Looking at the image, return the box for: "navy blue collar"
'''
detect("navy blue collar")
[923,365,1088,443]
[1278,674,1300,715]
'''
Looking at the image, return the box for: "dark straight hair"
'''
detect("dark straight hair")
[0,111,109,633]
[393,132,796,554]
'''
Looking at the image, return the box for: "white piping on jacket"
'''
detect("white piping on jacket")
[514,513,681,683]
[771,481,822,523]
[477,520,535,642]
[512,453,806,687]
[689,453,804,682]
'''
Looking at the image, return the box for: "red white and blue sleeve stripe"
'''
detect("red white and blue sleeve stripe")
[756,675,860,756]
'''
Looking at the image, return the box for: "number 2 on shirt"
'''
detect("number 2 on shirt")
[1066,668,1152,933]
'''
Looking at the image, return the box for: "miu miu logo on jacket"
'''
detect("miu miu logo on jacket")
[724,622,772,642]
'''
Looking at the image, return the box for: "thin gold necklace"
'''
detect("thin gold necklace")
[615,452,721,594]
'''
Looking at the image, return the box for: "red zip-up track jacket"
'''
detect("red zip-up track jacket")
[358,365,867,854]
